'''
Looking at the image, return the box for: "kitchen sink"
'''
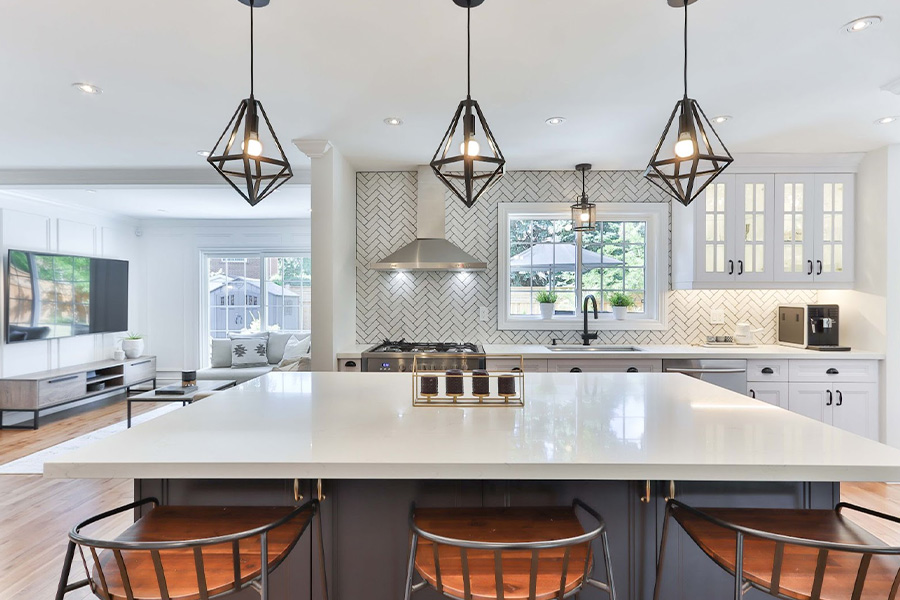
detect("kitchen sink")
[544,345,644,352]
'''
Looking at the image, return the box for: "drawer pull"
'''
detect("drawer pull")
[345,361,357,368]
[512,367,522,372]
[761,367,774,375]
[130,360,152,367]
[626,367,639,373]
[826,368,839,375]
[48,375,78,384]
[570,367,583,373]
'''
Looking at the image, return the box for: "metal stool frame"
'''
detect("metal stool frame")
[56,497,329,600]
[654,498,900,600]
[404,499,617,600]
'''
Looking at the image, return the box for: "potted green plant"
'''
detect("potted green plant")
[536,291,558,320]
[607,293,634,321]
[122,332,144,359]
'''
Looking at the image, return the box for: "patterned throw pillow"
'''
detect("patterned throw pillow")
[231,338,268,368]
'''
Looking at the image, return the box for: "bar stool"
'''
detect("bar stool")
[56,497,328,600]
[404,499,616,600]
[654,498,900,600]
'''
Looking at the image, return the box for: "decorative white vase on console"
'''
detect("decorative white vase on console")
[122,338,144,359]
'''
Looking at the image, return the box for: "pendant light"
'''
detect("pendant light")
[430,0,505,209]
[645,0,733,207]
[570,164,596,232]
[207,0,292,207]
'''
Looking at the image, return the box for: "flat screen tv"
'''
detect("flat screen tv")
[6,249,129,343]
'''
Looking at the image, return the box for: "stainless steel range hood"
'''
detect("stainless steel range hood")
[370,166,486,272]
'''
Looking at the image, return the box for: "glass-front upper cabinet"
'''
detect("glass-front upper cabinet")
[774,174,854,284]
[692,174,773,284]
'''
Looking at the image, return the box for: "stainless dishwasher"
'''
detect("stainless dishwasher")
[662,359,747,393]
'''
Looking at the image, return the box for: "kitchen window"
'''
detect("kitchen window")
[205,253,311,339]
[498,203,668,330]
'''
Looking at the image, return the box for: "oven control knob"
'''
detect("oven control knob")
[399,365,406,372]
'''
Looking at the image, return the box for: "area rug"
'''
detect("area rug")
[0,404,180,475]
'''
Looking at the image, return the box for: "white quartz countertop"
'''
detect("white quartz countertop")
[337,344,883,360]
[45,372,900,482]
[482,344,884,360]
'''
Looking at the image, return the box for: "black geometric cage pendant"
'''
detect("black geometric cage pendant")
[431,97,505,209]
[207,96,293,207]
[645,96,733,207]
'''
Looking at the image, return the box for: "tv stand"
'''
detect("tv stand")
[0,356,156,430]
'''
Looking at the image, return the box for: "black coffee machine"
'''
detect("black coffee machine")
[777,304,849,351]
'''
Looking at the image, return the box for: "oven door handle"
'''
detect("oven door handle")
[665,368,747,375]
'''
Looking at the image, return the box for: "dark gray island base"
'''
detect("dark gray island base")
[136,478,839,600]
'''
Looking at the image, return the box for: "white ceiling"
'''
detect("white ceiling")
[0,186,311,220]
[1,0,900,173]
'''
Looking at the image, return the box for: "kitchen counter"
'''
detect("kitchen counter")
[45,371,900,481]
[482,343,884,360]
[337,343,884,360]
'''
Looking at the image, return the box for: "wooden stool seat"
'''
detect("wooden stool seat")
[413,507,593,600]
[672,505,900,600]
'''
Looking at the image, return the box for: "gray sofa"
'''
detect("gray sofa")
[197,331,310,384]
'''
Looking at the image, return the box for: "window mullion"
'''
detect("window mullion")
[575,231,583,318]
[259,253,267,333]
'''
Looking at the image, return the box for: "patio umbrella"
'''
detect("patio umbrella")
[510,243,623,270]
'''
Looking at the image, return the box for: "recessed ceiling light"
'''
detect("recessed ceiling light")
[157,209,168,213]
[197,150,210,157]
[72,82,102,95]
[711,115,732,124]
[545,117,566,126]
[876,116,899,125]
[842,16,882,33]
[383,117,403,126]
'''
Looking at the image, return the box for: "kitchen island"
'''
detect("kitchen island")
[46,372,900,600]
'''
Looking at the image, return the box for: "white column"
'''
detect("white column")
[295,140,357,371]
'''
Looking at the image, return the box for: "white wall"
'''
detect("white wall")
[138,219,311,373]
[820,145,895,444]
[0,194,143,379]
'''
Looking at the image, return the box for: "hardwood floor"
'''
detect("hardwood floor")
[3,397,900,598]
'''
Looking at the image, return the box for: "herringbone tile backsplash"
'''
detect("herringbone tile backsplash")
[356,170,816,345]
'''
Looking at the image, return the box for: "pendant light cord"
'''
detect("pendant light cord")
[682,0,688,98]
[250,0,255,97]
[467,1,472,99]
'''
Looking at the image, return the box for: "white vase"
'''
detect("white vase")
[612,306,628,321]
[122,338,144,359]
[539,303,555,320]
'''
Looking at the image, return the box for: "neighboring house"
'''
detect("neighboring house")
[208,275,302,335]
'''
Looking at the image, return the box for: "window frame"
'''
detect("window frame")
[497,202,669,331]
[201,251,311,347]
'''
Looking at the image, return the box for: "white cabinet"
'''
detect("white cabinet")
[548,359,662,373]
[774,174,854,284]
[788,381,878,440]
[690,175,775,285]
[747,382,789,408]
[673,172,854,289]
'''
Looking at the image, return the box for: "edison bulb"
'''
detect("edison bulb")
[460,139,480,157]
[579,212,590,222]
[242,138,264,157]
[674,136,696,159]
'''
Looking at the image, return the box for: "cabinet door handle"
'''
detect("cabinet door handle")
[627,367,639,373]
[807,260,814,275]
[761,367,774,375]
[129,359,152,367]
[817,260,823,276]
[826,368,839,375]
[728,260,734,275]
[836,390,843,406]
[737,260,744,275]
[570,367,583,373]
[749,389,756,398]
[640,480,651,503]
[48,375,78,384]
[826,390,833,406]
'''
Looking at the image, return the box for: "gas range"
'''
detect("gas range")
[361,340,485,372]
